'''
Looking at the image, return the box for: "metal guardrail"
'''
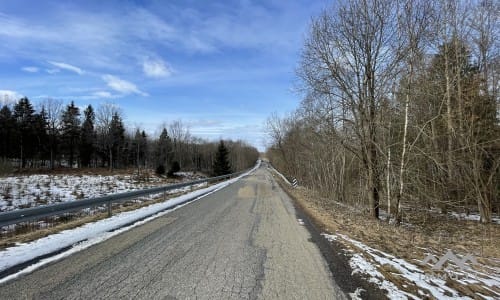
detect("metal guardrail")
[0,172,244,227]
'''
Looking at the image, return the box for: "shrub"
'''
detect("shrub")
[167,161,180,177]
[0,158,12,176]
[155,164,166,176]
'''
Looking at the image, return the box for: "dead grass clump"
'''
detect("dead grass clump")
[379,267,420,296]
[0,159,13,176]
[445,277,496,299]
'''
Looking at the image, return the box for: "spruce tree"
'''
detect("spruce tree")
[0,105,15,159]
[155,128,172,171]
[13,97,36,168]
[33,107,48,163]
[61,101,81,168]
[132,129,148,172]
[80,105,95,167]
[109,112,125,168]
[213,140,231,176]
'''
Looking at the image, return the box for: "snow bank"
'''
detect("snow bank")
[322,233,500,299]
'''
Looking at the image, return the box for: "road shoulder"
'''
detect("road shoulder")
[274,177,388,300]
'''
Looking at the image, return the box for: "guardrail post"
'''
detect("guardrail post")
[107,201,112,217]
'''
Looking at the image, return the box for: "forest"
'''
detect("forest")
[266,0,499,223]
[0,97,259,176]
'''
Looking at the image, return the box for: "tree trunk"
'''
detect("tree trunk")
[474,147,493,224]
[396,66,412,224]
[20,141,24,169]
[386,146,391,216]
[478,189,492,224]
[50,148,54,170]
[367,141,380,219]
[109,148,113,171]
[443,43,453,214]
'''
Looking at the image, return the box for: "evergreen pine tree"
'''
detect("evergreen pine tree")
[132,129,148,172]
[33,107,49,163]
[80,105,95,167]
[0,105,15,158]
[109,112,125,168]
[155,128,172,171]
[13,97,36,168]
[61,101,81,168]
[213,140,231,176]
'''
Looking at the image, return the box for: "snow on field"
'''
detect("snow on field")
[322,233,500,299]
[0,173,205,212]
[0,163,259,283]
[174,171,205,179]
[449,212,500,224]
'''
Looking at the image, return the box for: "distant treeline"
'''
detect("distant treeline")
[0,97,259,175]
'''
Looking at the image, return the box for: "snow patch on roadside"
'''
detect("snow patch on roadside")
[0,202,189,284]
[267,165,292,185]
[348,287,365,299]
[322,233,499,299]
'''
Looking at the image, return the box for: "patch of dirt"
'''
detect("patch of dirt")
[237,186,256,198]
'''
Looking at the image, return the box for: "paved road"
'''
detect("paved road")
[0,166,346,299]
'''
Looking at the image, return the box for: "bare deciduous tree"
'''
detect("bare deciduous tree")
[299,0,400,218]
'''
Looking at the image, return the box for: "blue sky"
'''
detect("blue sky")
[0,0,327,151]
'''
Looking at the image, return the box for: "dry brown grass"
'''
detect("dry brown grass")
[274,175,500,298]
[285,184,499,262]
[0,214,106,249]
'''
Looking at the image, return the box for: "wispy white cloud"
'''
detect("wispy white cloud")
[102,74,148,96]
[142,57,172,78]
[154,2,309,53]
[0,9,179,70]
[0,3,302,64]
[66,91,122,100]
[21,66,39,73]
[0,2,310,78]
[48,61,84,75]
[0,90,23,104]
[0,12,57,40]
[92,91,119,99]
[46,69,60,74]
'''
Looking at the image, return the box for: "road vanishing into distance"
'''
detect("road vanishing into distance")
[0,165,346,299]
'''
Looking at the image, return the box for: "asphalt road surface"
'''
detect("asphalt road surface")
[0,166,346,299]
